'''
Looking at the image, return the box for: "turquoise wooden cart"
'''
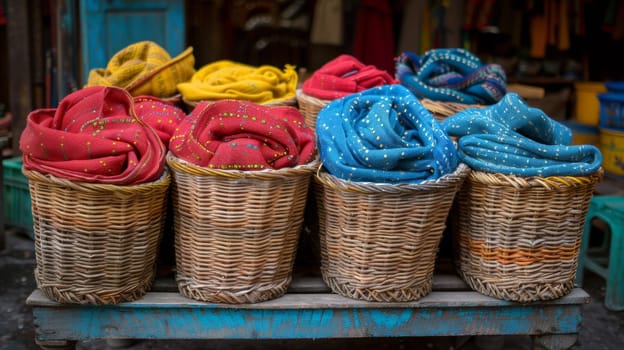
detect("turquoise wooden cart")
[27,271,588,350]
[22,1,591,348]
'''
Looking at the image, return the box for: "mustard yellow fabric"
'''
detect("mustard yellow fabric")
[86,41,195,98]
[177,60,298,104]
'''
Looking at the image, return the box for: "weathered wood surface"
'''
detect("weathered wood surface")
[27,275,589,343]
[79,0,185,82]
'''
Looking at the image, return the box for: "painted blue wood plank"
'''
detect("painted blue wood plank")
[79,0,185,84]
[26,289,592,309]
[105,12,167,56]
[31,300,584,341]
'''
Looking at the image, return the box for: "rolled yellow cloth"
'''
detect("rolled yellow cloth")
[177,60,298,104]
[86,41,195,98]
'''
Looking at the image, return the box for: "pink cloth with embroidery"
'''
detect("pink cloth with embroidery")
[301,54,398,100]
[133,95,185,148]
[169,100,317,170]
[19,86,167,185]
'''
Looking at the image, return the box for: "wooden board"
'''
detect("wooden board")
[27,275,589,343]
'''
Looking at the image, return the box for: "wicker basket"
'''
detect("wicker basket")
[420,99,480,122]
[162,93,182,104]
[167,153,319,303]
[182,96,297,111]
[452,169,603,302]
[25,169,170,304]
[296,89,331,131]
[314,163,470,302]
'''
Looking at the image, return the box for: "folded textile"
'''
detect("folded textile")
[441,93,602,177]
[396,48,507,104]
[169,100,316,170]
[301,54,398,100]
[177,60,298,104]
[87,41,195,98]
[316,84,458,183]
[20,86,166,185]
[134,95,185,147]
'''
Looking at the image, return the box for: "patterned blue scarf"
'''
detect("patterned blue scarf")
[316,84,458,183]
[396,48,507,105]
[441,93,602,177]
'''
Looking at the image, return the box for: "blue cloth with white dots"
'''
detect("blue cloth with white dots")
[441,93,602,177]
[396,48,507,105]
[316,84,458,183]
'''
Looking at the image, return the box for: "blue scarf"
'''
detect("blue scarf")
[396,48,507,105]
[441,93,602,177]
[316,84,458,183]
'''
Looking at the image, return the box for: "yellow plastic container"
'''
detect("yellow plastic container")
[599,127,624,178]
[575,82,607,125]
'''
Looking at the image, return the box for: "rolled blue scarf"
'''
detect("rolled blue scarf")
[396,48,507,105]
[316,84,458,183]
[441,93,602,177]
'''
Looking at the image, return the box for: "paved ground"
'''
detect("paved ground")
[2,228,623,350]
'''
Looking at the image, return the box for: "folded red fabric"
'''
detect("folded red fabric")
[133,95,185,148]
[301,54,398,100]
[169,100,317,170]
[20,86,166,185]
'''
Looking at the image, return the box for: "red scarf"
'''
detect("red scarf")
[133,95,185,148]
[20,86,166,185]
[301,54,398,100]
[169,100,316,170]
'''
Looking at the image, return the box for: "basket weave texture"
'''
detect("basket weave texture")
[182,96,297,110]
[314,163,470,302]
[452,169,603,302]
[167,153,319,303]
[296,89,331,131]
[420,99,480,122]
[25,169,170,304]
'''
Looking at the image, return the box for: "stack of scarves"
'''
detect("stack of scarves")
[395,48,507,105]
[169,100,317,170]
[441,93,602,177]
[177,60,298,105]
[19,86,178,185]
[302,54,398,100]
[316,84,458,183]
[86,41,196,99]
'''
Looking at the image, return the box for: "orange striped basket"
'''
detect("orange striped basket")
[452,169,603,302]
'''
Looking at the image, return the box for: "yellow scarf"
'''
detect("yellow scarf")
[87,41,195,98]
[177,60,298,104]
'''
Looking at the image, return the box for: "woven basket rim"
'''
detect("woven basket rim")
[182,96,297,108]
[467,168,604,189]
[22,167,170,193]
[166,152,321,178]
[420,99,482,117]
[135,93,182,103]
[314,162,470,194]
[295,89,332,107]
[161,93,182,103]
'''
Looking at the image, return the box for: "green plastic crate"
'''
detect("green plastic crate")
[3,157,33,238]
